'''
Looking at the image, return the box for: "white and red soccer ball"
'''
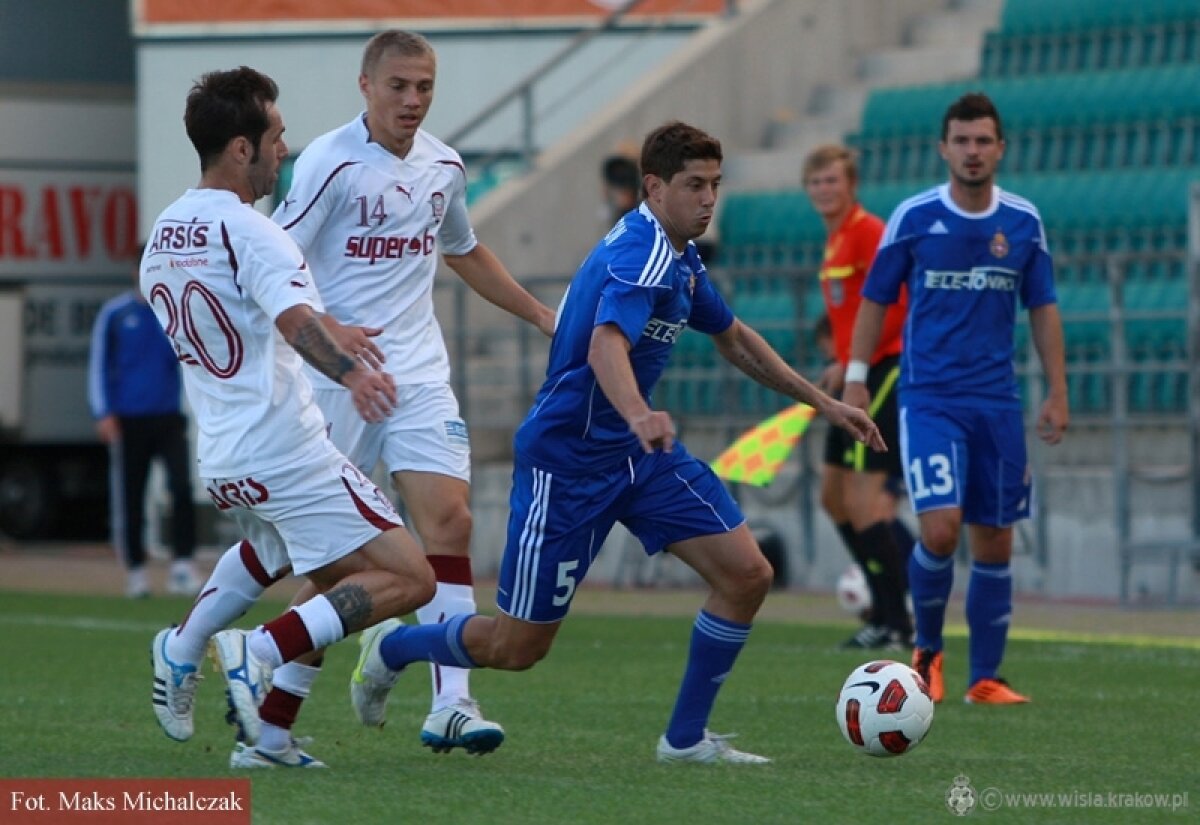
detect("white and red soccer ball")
[836,660,934,757]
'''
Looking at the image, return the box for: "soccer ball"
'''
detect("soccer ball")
[836,660,934,757]
[835,564,872,619]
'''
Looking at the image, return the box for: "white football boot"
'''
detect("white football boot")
[350,618,403,727]
[209,629,272,746]
[421,697,505,755]
[230,737,326,769]
[656,731,771,764]
[151,627,201,741]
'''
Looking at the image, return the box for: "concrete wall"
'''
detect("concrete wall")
[470,0,948,281]
[135,28,693,229]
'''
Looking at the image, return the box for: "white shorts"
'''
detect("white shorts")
[203,439,403,576]
[314,382,471,483]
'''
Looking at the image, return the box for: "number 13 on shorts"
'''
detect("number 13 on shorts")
[900,402,1032,524]
[900,404,963,513]
[908,453,956,504]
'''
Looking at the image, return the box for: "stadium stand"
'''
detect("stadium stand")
[850,66,1200,182]
[980,0,1200,76]
[693,0,1198,419]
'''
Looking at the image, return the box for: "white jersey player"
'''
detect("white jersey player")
[265,29,554,754]
[277,119,472,393]
[275,119,476,478]
[143,191,327,481]
[146,67,438,770]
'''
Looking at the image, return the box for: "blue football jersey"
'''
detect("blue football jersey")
[514,203,734,473]
[862,184,1056,405]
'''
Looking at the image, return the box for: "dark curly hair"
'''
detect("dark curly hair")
[184,66,280,171]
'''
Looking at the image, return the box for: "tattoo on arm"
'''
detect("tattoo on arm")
[291,317,357,385]
[732,348,801,397]
[324,584,374,633]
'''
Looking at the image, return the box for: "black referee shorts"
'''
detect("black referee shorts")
[823,354,903,480]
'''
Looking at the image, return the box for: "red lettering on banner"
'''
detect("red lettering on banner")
[103,188,138,258]
[36,187,65,260]
[69,186,101,258]
[0,186,30,258]
[0,179,137,265]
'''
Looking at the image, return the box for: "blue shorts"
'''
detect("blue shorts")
[497,445,745,623]
[898,399,1031,527]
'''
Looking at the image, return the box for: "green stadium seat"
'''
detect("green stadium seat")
[996,24,1200,76]
[853,67,1200,182]
[999,0,1199,37]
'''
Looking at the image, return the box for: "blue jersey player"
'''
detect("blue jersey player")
[846,93,1069,705]
[351,120,886,763]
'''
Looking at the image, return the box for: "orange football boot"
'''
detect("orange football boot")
[965,677,1030,704]
[912,647,944,704]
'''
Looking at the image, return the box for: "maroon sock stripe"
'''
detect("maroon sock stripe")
[428,554,473,585]
[175,587,216,635]
[262,610,314,664]
[259,687,305,729]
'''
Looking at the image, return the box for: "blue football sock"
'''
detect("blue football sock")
[664,610,751,750]
[908,542,954,652]
[966,561,1012,686]
[379,614,477,671]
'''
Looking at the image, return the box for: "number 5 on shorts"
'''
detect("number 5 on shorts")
[553,560,580,607]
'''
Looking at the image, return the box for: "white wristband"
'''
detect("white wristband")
[845,360,869,384]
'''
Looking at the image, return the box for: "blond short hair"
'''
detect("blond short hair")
[802,144,858,185]
[361,30,435,76]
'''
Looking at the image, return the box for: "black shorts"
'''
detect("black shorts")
[824,354,902,480]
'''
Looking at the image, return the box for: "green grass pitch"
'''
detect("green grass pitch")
[0,591,1195,824]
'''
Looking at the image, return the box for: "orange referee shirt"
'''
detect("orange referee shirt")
[818,203,906,365]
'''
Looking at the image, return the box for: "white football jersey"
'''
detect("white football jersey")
[272,116,477,387]
[141,188,327,478]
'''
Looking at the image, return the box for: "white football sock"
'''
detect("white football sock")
[293,596,347,650]
[257,661,322,753]
[167,542,264,666]
[271,660,321,698]
[416,582,477,710]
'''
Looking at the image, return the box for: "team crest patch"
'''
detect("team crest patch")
[444,419,469,446]
[830,280,844,306]
[430,192,445,222]
[989,229,1009,258]
[688,273,696,295]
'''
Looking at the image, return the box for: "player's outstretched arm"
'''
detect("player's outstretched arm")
[1029,302,1069,444]
[445,243,557,337]
[276,304,397,422]
[713,318,831,409]
[713,319,885,452]
[588,323,675,453]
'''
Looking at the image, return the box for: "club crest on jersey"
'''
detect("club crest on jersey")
[688,273,696,296]
[989,229,1009,258]
[429,192,445,222]
[830,280,844,306]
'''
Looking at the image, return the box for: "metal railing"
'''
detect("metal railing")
[447,0,738,191]
[435,247,1199,602]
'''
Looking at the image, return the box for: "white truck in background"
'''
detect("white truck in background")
[0,97,136,538]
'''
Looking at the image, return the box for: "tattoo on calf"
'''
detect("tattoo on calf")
[325,584,373,631]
